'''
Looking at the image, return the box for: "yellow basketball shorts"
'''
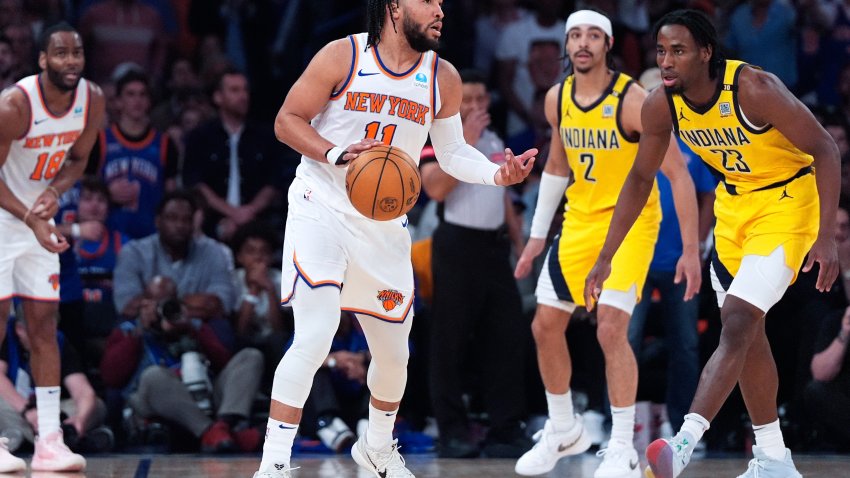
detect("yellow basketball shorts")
[710,172,819,292]
[540,206,660,308]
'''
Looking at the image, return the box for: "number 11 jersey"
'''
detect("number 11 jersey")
[296,33,439,215]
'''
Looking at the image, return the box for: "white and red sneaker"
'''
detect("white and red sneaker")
[0,437,25,472]
[32,430,86,472]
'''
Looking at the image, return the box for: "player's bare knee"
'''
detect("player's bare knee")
[596,320,627,353]
[531,307,567,341]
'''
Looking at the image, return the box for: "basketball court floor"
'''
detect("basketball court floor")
[14,452,848,477]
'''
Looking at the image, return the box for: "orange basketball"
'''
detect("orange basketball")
[345,144,421,221]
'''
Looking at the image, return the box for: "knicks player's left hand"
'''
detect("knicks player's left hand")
[31,189,60,220]
[804,235,839,292]
[675,248,703,301]
[584,258,612,312]
[26,216,69,254]
[495,148,537,186]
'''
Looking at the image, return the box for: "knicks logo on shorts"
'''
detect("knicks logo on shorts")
[377,289,404,312]
[48,273,60,291]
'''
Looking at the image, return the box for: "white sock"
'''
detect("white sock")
[366,402,397,450]
[753,419,786,461]
[35,387,60,436]
[609,405,635,449]
[259,418,298,472]
[546,390,576,433]
[680,412,710,445]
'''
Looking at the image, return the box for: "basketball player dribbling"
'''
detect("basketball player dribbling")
[585,9,840,478]
[512,10,701,478]
[253,1,536,477]
[0,22,104,472]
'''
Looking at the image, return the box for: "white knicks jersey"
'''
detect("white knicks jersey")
[296,32,440,216]
[0,74,89,220]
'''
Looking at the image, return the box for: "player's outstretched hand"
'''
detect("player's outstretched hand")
[515,237,546,279]
[335,138,384,167]
[675,248,702,301]
[584,258,612,312]
[26,216,69,253]
[803,235,839,292]
[495,148,537,186]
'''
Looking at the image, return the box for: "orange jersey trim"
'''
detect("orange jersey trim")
[371,47,423,80]
[37,75,77,119]
[112,125,156,149]
[280,253,343,305]
[14,85,31,140]
[342,297,414,324]
[430,54,438,120]
[330,35,359,101]
[11,294,60,303]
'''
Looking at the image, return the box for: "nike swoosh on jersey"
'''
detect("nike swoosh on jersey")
[358,69,380,77]
[34,118,48,125]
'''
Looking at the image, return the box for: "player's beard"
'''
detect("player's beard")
[45,65,80,92]
[664,84,684,94]
[403,16,439,52]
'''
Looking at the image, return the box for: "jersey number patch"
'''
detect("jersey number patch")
[364,121,397,145]
[711,148,750,173]
[29,150,66,181]
[579,153,597,182]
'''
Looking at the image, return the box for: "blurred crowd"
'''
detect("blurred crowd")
[0,0,849,458]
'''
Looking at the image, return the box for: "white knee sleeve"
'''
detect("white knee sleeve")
[271,282,341,407]
[357,312,413,403]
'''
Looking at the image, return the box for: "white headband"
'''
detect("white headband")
[565,10,613,38]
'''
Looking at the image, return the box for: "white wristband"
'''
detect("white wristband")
[325,146,347,166]
[529,172,570,238]
[71,223,81,239]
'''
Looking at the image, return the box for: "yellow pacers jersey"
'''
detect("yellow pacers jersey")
[558,72,660,218]
[551,72,661,306]
[669,60,813,194]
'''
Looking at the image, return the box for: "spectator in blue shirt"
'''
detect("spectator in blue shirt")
[725,0,798,90]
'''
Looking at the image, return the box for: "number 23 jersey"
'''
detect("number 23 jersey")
[668,59,812,194]
[296,32,440,215]
[0,74,89,221]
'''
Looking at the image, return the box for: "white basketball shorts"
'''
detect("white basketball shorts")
[280,178,414,323]
[0,218,60,302]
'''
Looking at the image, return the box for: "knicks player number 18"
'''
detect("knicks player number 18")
[29,150,66,181]
[364,121,397,145]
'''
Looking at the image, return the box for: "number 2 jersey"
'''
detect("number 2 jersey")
[295,32,439,215]
[0,74,89,221]
[558,71,660,220]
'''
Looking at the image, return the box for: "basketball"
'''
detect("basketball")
[345,144,421,221]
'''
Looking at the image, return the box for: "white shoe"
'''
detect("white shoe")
[0,437,25,472]
[515,418,592,476]
[253,465,298,478]
[736,446,802,478]
[644,434,694,478]
[594,446,641,478]
[31,430,86,472]
[351,437,414,477]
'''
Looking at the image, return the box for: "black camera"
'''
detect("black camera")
[156,298,184,324]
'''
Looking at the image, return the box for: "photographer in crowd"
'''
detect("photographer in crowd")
[101,275,264,452]
[112,190,237,344]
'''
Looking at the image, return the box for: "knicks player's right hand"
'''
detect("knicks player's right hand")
[334,138,384,167]
[515,237,546,279]
[25,216,69,253]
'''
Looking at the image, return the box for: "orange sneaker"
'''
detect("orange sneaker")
[32,430,86,472]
